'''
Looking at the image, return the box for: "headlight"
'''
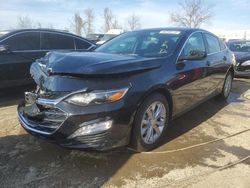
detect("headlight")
[232,54,236,65]
[241,60,250,66]
[65,87,129,106]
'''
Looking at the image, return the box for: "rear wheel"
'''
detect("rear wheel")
[221,71,233,99]
[130,93,170,152]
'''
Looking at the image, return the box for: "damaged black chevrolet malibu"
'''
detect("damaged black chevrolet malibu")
[17,28,235,151]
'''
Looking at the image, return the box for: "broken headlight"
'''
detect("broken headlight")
[65,87,129,106]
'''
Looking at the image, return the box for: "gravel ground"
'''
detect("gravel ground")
[0,79,249,188]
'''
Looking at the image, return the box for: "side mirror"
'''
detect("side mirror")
[178,50,207,61]
[0,45,11,54]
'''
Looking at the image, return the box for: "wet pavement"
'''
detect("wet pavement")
[0,79,250,188]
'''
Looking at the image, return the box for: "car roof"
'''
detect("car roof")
[133,27,206,33]
[128,27,213,38]
[1,28,69,34]
[0,28,95,45]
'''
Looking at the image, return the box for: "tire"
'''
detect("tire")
[130,93,170,152]
[220,71,233,99]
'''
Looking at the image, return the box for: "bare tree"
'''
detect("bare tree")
[126,13,141,31]
[83,8,95,35]
[37,22,42,29]
[103,8,113,32]
[17,16,33,29]
[111,18,121,29]
[170,0,214,28]
[102,8,121,32]
[71,13,85,36]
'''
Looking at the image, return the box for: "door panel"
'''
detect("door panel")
[170,60,209,115]
[204,34,229,92]
[205,52,228,93]
[0,51,45,88]
[0,31,43,87]
[169,32,210,115]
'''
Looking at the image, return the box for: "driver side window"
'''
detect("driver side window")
[182,32,205,57]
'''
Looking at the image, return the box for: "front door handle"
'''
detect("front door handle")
[223,56,227,61]
[206,61,211,66]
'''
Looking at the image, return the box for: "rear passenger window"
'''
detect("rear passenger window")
[182,32,205,57]
[3,32,40,51]
[75,38,91,49]
[205,34,221,54]
[41,32,74,50]
[219,39,227,50]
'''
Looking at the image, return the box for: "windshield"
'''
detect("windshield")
[95,30,182,57]
[228,41,250,52]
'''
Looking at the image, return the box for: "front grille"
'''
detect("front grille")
[22,104,67,134]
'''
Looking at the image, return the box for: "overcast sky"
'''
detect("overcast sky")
[0,0,250,32]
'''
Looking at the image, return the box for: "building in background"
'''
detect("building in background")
[209,29,250,41]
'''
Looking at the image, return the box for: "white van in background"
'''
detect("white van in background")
[96,29,124,45]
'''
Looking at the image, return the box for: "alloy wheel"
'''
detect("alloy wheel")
[224,73,232,97]
[140,101,167,144]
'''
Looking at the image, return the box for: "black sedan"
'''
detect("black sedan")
[17,28,235,151]
[0,29,96,89]
[227,40,250,77]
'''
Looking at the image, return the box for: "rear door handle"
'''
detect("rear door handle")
[223,56,227,61]
[206,61,211,66]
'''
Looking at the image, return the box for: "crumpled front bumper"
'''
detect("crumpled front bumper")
[17,98,134,151]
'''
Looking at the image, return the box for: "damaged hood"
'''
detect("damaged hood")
[233,52,250,62]
[36,51,162,76]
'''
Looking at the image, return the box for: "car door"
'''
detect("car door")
[0,31,43,88]
[204,33,229,93]
[171,32,210,115]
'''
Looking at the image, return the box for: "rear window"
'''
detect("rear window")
[219,40,227,50]
[41,32,74,50]
[75,38,91,49]
[2,32,40,51]
[204,34,221,54]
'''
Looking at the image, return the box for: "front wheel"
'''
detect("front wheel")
[220,71,233,99]
[130,93,170,152]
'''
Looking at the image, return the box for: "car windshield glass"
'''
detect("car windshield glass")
[228,41,250,52]
[95,30,182,57]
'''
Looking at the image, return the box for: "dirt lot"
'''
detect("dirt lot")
[0,79,250,188]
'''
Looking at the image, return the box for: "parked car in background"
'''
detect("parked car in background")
[18,28,235,151]
[86,33,104,43]
[96,29,124,45]
[0,29,96,89]
[227,40,250,77]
